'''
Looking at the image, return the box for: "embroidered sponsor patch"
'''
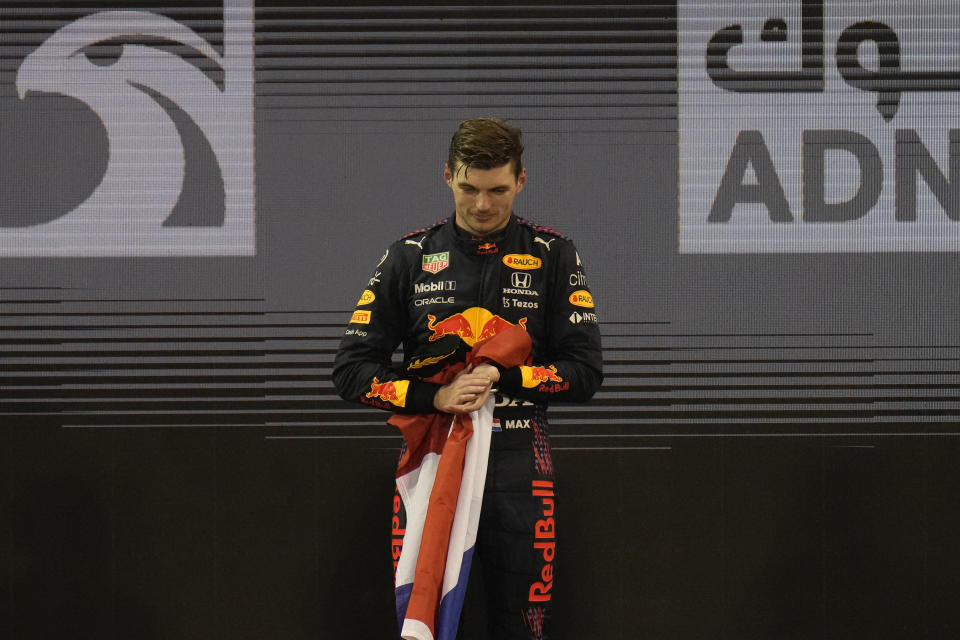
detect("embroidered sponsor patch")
[365,376,409,407]
[422,251,450,273]
[407,349,457,371]
[414,296,455,306]
[569,311,599,324]
[350,310,371,324]
[511,272,532,288]
[426,307,527,346]
[414,280,456,293]
[569,290,594,308]
[520,365,563,388]
[357,289,375,305]
[502,254,542,270]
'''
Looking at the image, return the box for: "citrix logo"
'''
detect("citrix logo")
[3,0,255,256]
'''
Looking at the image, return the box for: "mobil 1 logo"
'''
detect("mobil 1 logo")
[679,0,960,253]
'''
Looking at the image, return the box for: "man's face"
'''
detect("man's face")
[444,161,526,237]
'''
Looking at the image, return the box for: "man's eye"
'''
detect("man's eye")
[493,189,507,195]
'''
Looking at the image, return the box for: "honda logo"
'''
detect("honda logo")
[511,272,531,289]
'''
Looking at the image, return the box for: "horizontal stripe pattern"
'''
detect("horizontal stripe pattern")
[0,297,957,433]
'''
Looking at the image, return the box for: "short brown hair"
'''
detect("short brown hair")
[447,117,524,179]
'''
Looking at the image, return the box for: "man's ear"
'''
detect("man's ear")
[443,163,454,185]
[516,167,527,192]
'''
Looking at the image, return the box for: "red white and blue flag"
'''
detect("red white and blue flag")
[392,400,494,640]
[388,323,531,640]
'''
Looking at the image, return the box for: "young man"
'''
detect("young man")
[333,118,602,640]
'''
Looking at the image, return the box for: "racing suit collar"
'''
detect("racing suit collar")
[447,213,517,257]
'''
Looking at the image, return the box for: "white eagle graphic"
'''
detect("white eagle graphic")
[7,2,254,256]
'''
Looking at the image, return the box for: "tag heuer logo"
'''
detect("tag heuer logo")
[422,252,450,273]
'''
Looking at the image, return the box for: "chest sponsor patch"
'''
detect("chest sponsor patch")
[502,297,539,310]
[414,296,455,306]
[502,254,542,270]
[422,251,450,273]
[426,307,527,346]
[413,280,456,294]
[504,269,539,297]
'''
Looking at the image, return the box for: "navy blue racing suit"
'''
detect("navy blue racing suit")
[333,214,602,639]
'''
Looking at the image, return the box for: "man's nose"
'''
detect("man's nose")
[475,193,490,211]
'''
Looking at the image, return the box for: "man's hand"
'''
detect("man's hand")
[433,364,500,414]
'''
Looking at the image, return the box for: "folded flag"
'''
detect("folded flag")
[390,325,531,640]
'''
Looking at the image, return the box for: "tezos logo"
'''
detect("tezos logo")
[679,0,960,252]
[1,0,255,256]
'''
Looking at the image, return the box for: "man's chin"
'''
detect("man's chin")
[462,216,506,236]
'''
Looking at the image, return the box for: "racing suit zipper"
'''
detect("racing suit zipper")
[477,253,489,311]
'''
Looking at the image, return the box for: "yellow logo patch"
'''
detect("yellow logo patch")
[350,310,371,324]
[357,290,376,305]
[569,290,594,308]
[365,377,409,407]
[502,254,542,270]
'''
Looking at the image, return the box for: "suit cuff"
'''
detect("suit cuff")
[496,366,523,395]
[406,379,443,414]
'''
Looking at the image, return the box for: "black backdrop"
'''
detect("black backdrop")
[3,1,960,638]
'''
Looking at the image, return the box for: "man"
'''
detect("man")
[333,118,602,640]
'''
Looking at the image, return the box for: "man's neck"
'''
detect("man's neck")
[453,215,512,239]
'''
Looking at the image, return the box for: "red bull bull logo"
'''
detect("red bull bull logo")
[365,376,409,407]
[477,242,498,255]
[520,365,564,388]
[426,307,527,346]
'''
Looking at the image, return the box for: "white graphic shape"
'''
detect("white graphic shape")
[8,1,254,256]
[679,0,960,253]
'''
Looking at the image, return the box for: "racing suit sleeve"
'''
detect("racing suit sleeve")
[496,238,603,403]
[332,244,443,414]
